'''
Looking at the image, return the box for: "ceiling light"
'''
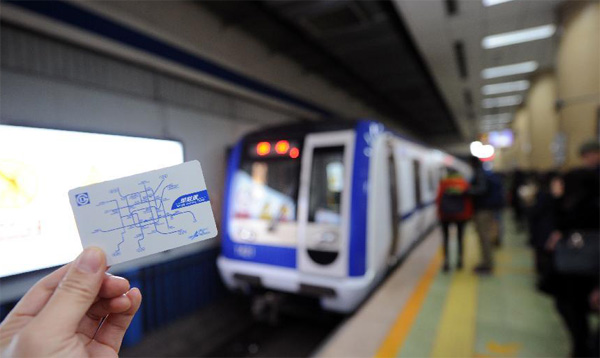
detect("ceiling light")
[470,141,495,159]
[482,80,530,95]
[483,24,556,49]
[481,61,538,79]
[482,95,522,108]
[470,141,483,156]
[483,0,515,6]
[482,113,513,123]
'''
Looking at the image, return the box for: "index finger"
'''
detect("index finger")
[6,265,128,320]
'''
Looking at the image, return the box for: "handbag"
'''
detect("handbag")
[554,231,600,276]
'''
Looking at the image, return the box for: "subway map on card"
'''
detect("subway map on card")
[69,161,217,266]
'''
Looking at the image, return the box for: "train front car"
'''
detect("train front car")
[218,121,377,313]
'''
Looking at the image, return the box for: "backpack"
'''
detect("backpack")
[440,185,466,215]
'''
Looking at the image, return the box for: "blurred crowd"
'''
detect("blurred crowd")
[437,140,599,357]
[511,140,599,357]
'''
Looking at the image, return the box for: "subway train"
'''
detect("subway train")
[217,120,471,313]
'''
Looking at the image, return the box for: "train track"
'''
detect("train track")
[122,293,344,357]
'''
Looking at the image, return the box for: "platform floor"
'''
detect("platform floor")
[318,217,569,358]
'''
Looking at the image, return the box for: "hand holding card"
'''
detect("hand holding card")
[69,161,217,266]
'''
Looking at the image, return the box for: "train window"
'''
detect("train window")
[440,167,448,180]
[308,146,345,224]
[413,159,422,206]
[388,148,399,254]
[428,167,436,192]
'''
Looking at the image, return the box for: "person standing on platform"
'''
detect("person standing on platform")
[547,139,600,357]
[528,171,561,293]
[436,169,473,272]
[509,169,527,230]
[469,157,504,275]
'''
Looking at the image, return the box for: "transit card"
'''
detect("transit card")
[69,160,217,265]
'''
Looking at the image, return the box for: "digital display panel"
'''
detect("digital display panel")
[247,140,301,159]
[0,125,184,277]
[488,129,514,148]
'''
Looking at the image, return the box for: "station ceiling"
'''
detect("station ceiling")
[395,0,563,139]
[198,0,460,140]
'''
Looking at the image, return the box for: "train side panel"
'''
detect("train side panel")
[366,132,394,278]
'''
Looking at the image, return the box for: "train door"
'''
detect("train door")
[412,159,424,235]
[425,164,438,225]
[297,131,355,277]
[387,141,400,262]
[440,166,448,183]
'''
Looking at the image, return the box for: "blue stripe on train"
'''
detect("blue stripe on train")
[400,200,437,221]
[222,243,297,268]
[348,120,373,276]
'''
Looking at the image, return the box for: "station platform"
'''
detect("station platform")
[317,217,569,358]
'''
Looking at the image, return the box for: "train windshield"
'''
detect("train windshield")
[233,159,300,221]
[228,140,302,246]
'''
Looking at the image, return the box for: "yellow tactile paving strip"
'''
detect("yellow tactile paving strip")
[375,250,442,357]
[430,227,479,357]
[373,219,567,358]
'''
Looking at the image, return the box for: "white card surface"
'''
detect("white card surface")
[69,160,217,266]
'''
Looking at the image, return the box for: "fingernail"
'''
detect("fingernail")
[76,248,103,273]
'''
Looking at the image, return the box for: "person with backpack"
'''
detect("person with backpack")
[436,168,473,272]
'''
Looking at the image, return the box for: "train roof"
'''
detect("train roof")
[242,119,468,161]
[239,119,471,176]
[242,119,357,141]
[243,119,433,150]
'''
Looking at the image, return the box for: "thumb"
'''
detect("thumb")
[33,247,107,333]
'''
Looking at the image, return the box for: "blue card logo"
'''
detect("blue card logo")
[171,190,209,210]
[75,192,90,206]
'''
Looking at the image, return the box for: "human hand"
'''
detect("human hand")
[545,230,563,251]
[0,247,142,357]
